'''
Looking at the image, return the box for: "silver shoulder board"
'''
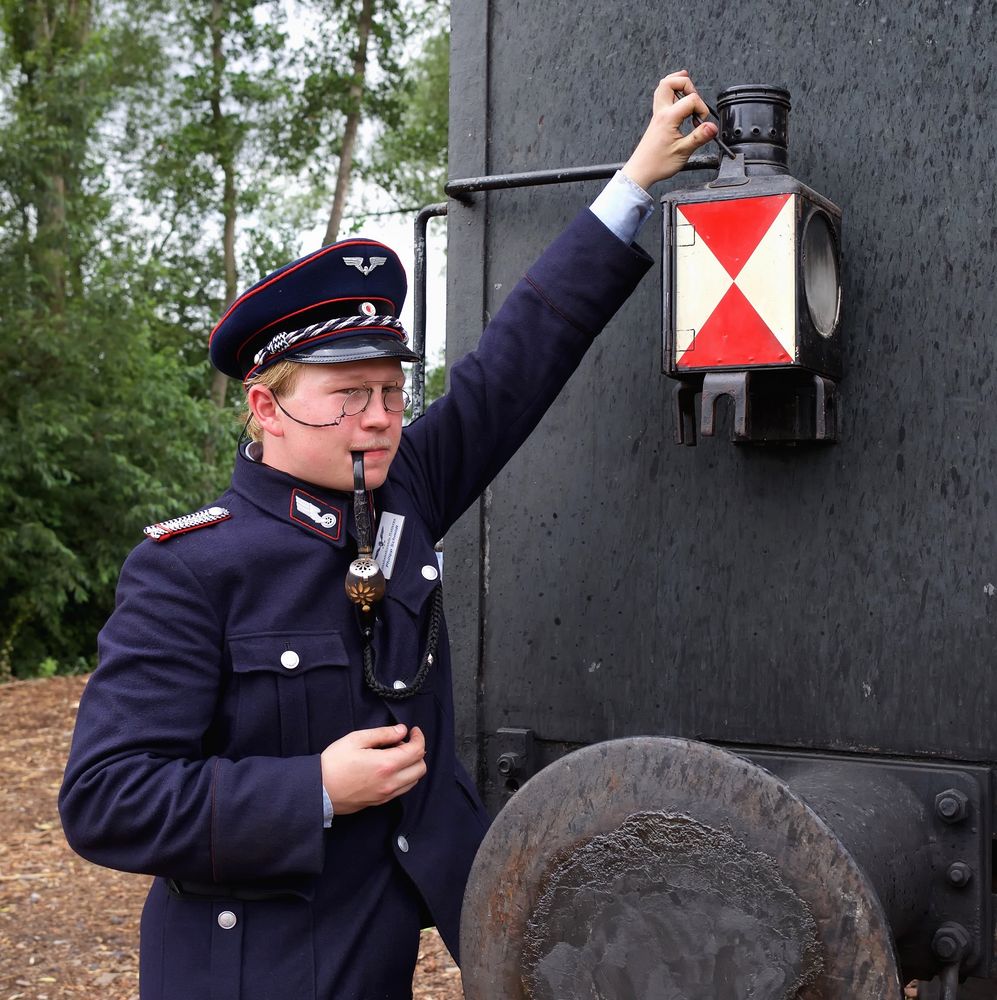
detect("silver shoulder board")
[144,506,231,543]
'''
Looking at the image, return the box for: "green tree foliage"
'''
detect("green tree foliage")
[127,0,308,412]
[0,1,450,679]
[0,0,232,678]
[369,26,448,207]
[287,0,444,242]
[423,362,445,405]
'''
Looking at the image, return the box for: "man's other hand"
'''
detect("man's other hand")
[321,723,428,815]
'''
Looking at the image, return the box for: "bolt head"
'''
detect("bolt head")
[931,922,972,963]
[497,752,518,777]
[935,788,970,824]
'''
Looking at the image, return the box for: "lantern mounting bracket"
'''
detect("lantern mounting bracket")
[674,369,838,446]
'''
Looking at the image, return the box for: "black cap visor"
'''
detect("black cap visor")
[285,333,420,366]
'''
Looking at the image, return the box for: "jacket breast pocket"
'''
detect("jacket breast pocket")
[226,631,353,758]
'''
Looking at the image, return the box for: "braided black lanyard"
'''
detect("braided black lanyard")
[344,451,442,699]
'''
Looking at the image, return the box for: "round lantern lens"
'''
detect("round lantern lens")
[802,211,839,337]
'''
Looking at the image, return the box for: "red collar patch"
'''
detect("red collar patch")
[289,489,343,542]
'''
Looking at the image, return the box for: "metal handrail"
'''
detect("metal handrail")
[412,202,448,418]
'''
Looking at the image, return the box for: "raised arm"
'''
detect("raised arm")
[395,71,718,537]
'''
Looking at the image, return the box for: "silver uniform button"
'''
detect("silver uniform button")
[280,650,300,670]
[217,910,237,930]
[421,564,439,581]
[392,679,407,691]
[396,835,409,853]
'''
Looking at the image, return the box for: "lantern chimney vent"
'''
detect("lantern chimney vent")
[717,85,791,175]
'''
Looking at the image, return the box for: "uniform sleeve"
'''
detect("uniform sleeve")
[395,208,654,538]
[59,540,326,883]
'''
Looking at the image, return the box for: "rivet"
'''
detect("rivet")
[946,861,973,887]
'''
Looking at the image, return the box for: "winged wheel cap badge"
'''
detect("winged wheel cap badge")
[343,256,387,277]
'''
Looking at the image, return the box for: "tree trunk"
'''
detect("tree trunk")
[35,172,68,317]
[18,0,93,319]
[322,0,374,246]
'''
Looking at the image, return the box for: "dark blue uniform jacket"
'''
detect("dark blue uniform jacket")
[60,210,652,1000]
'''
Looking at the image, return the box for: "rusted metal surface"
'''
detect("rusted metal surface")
[461,737,903,998]
[522,813,821,999]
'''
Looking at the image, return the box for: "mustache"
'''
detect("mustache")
[350,439,394,451]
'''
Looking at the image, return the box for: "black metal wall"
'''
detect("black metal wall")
[444,1,997,801]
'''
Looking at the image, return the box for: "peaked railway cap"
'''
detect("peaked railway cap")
[209,237,419,380]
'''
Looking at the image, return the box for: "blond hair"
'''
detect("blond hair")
[242,360,303,444]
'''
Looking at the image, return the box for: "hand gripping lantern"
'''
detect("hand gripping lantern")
[662,86,843,445]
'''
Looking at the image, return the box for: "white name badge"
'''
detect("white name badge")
[372,512,405,579]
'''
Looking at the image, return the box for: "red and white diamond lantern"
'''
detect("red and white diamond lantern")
[663,181,842,381]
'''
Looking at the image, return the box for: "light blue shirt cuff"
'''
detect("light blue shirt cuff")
[322,786,334,828]
[589,170,654,245]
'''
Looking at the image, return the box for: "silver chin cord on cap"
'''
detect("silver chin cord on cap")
[345,451,442,699]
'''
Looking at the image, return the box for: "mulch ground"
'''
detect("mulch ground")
[0,675,463,1000]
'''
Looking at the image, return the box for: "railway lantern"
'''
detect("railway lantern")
[662,85,843,445]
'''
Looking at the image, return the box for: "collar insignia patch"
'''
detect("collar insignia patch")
[289,489,342,541]
[343,255,387,277]
[144,506,231,543]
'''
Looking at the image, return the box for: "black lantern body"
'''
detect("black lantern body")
[662,86,843,444]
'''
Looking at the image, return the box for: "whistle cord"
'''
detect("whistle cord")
[346,449,440,698]
[359,586,444,700]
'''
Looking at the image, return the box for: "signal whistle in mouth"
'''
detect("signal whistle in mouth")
[345,451,386,612]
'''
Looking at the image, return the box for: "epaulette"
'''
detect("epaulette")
[144,506,231,543]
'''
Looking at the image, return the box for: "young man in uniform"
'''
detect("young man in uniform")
[60,73,717,999]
